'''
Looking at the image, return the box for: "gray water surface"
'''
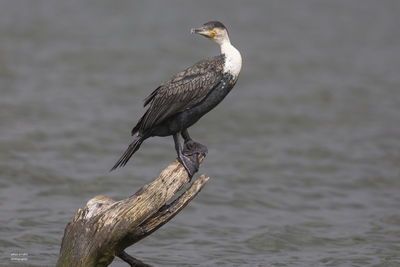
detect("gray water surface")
[1,1,400,266]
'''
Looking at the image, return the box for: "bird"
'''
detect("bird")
[111,21,242,177]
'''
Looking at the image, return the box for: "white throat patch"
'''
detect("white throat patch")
[221,42,242,78]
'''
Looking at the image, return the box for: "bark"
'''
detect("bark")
[57,157,208,267]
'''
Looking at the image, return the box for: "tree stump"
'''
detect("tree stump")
[57,156,209,267]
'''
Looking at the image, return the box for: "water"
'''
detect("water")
[1,1,400,266]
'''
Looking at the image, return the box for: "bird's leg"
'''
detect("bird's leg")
[173,133,198,178]
[181,129,208,156]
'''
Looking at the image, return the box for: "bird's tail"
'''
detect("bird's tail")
[110,136,144,171]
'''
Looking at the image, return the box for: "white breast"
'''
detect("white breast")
[221,42,242,78]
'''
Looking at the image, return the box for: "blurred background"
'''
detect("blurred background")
[1,1,400,266]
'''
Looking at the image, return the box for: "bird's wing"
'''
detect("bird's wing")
[134,56,224,134]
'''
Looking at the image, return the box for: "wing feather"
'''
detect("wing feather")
[133,56,224,134]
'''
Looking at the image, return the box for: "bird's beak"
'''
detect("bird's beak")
[191,26,216,38]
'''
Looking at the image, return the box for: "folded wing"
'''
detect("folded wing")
[132,56,224,135]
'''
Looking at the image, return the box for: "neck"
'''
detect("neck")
[219,37,242,78]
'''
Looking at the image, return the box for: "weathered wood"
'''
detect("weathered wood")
[57,157,208,267]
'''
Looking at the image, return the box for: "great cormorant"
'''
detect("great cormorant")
[111,21,242,177]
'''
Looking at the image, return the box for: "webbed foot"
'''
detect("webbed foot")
[178,153,199,178]
[173,132,207,178]
[183,140,208,156]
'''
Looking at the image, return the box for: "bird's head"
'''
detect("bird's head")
[191,21,230,45]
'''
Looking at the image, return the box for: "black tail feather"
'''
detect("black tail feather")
[110,136,144,171]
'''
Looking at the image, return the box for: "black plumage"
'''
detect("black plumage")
[132,55,225,136]
[111,21,241,177]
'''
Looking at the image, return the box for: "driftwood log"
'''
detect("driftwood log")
[57,156,208,267]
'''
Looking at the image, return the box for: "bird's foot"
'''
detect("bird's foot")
[178,153,199,179]
[183,140,208,156]
[177,141,207,178]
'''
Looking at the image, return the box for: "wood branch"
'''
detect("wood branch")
[57,156,208,267]
[116,250,149,267]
